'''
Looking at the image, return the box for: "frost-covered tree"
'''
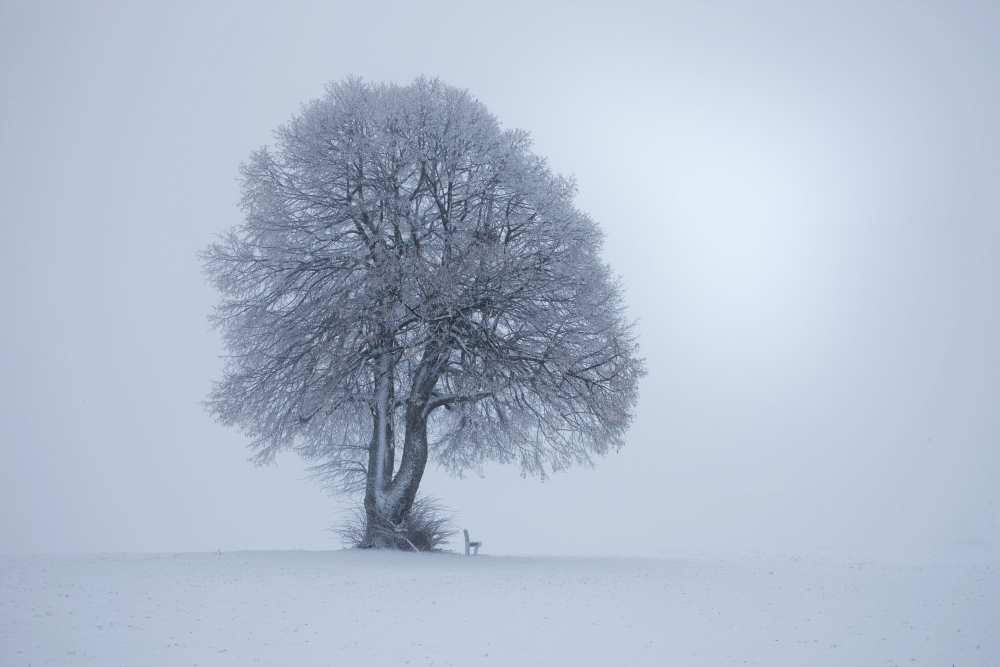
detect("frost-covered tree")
[204,77,643,548]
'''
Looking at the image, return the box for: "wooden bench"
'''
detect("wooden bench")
[463,529,482,556]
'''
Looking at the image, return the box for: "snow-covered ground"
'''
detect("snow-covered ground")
[1,550,995,666]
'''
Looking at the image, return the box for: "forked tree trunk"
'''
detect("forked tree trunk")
[360,338,446,549]
[361,411,429,548]
[385,403,430,525]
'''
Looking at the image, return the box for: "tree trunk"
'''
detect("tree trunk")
[386,337,448,521]
[385,401,431,525]
[362,351,396,548]
[363,336,448,548]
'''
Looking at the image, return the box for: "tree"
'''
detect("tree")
[204,77,644,548]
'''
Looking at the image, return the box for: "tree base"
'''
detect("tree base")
[337,497,455,552]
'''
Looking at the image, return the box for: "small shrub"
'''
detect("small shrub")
[337,496,456,552]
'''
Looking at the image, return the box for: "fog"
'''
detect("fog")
[2,0,997,563]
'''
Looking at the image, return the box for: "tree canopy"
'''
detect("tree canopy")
[204,77,643,541]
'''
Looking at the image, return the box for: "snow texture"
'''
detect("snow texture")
[1,551,995,666]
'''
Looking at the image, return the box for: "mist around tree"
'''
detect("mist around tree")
[203,77,644,549]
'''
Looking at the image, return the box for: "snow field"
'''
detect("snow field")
[1,550,995,666]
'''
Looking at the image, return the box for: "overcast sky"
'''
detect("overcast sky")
[2,0,998,563]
